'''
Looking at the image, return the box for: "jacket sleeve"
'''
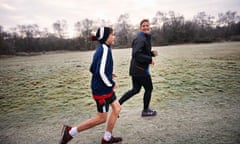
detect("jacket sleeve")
[99,45,114,87]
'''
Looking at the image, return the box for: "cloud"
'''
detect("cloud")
[0,0,239,35]
[0,3,16,11]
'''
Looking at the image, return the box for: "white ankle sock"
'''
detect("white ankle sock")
[104,131,112,141]
[69,127,78,137]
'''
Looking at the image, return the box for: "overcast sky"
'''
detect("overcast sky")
[1,0,240,36]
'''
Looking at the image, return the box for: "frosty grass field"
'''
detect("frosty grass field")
[0,42,240,144]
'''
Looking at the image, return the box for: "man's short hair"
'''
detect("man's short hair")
[140,19,149,27]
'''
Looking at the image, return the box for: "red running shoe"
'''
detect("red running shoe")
[59,125,73,144]
[101,136,122,144]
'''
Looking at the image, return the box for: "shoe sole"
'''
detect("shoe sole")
[61,125,66,136]
[142,112,157,117]
[59,125,68,144]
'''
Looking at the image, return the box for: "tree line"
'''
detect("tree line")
[0,10,240,55]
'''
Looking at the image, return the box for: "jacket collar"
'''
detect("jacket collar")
[139,32,151,39]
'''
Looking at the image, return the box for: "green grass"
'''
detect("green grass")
[0,42,240,143]
[0,52,94,126]
[1,42,240,123]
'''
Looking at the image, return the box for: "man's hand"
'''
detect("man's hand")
[113,82,119,89]
[152,50,158,57]
[112,73,117,78]
[151,60,155,65]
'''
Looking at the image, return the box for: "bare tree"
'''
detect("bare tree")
[192,12,215,42]
[74,19,93,50]
[193,12,215,29]
[217,11,240,27]
[82,18,94,50]
[74,21,82,37]
[152,11,168,29]
[216,11,240,39]
[53,20,68,39]
[15,24,41,52]
[157,11,185,43]
[115,13,132,47]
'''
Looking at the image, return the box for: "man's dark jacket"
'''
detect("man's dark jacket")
[129,32,154,76]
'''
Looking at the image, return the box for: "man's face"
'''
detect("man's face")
[140,21,150,34]
[106,33,115,45]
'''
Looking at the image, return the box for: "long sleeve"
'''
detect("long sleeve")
[99,44,113,87]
